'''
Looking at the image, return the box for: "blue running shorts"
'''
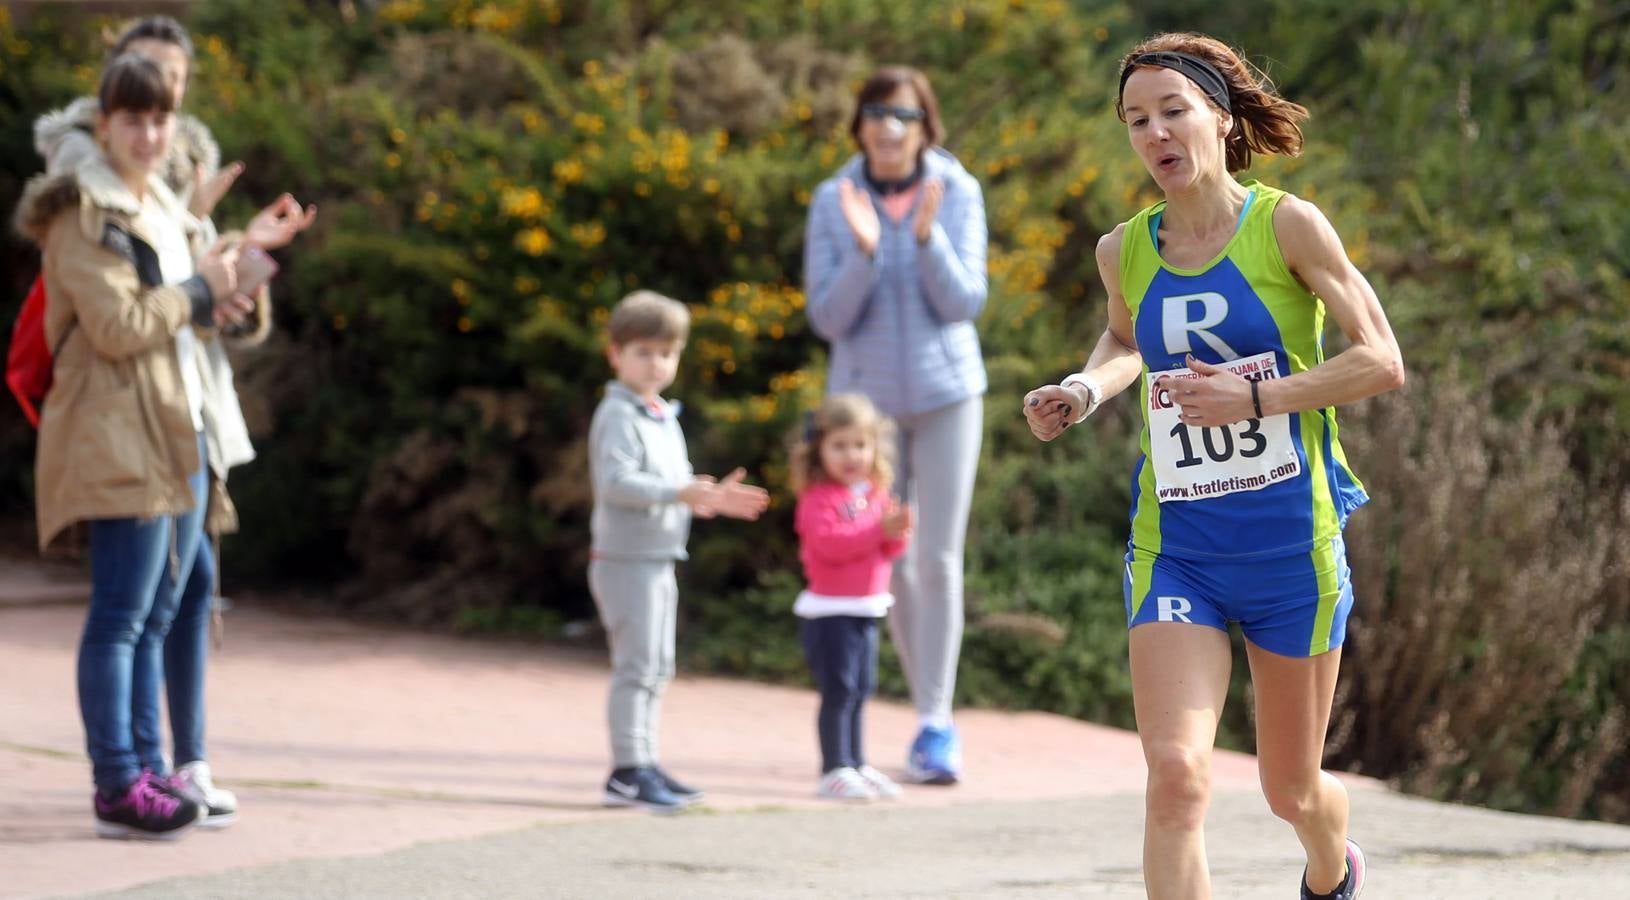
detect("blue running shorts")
[1123,535,1354,657]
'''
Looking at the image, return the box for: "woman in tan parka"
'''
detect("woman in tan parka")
[14,54,255,840]
[30,15,315,832]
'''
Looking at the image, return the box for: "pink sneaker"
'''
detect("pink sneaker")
[94,771,203,840]
[1301,839,1365,899]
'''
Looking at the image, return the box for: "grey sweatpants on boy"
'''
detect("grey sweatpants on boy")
[888,395,982,724]
[589,558,677,769]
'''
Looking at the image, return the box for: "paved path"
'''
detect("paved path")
[3,559,1629,898]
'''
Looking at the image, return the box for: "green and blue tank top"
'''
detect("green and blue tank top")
[1118,181,1367,560]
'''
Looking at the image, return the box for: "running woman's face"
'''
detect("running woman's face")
[125,38,190,110]
[819,425,876,487]
[1121,66,1232,192]
[857,84,927,180]
[97,107,175,183]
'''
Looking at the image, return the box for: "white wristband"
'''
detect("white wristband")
[1060,374,1104,423]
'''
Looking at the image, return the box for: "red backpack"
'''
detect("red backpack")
[6,275,53,428]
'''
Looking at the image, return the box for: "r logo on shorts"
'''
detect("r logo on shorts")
[1156,596,1194,624]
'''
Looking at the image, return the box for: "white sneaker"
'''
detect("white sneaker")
[816,767,878,802]
[856,765,902,799]
[172,761,238,829]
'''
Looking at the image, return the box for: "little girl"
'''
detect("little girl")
[791,393,914,801]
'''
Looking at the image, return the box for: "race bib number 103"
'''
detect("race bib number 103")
[1146,351,1301,503]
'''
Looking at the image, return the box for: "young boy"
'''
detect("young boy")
[588,291,770,812]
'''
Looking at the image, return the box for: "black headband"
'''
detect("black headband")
[1119,51,1231,114]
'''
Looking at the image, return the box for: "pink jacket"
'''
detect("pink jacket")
[795,481,908,597]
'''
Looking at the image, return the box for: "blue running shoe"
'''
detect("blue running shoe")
[602,767,684,813]
[906,725,961,785]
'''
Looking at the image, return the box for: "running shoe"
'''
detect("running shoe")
[168,761,239,829]
[856,764,902,799]
[1301,838,1366,899]
[94,771,203,840]
[651,766,705,806]
[816,767,879,801]
[906,725,961,785]
[602,767,684,813]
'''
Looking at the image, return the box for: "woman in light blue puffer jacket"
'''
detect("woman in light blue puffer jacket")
[802,65,988,786]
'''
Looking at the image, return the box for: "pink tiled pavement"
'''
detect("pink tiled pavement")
[0,558,1288,899]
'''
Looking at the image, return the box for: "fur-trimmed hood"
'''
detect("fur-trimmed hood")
[12,169,81,246]
[33,95,222,201]
[12,151,182,245]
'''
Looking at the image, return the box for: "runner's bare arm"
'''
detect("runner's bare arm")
[1080,225,1145,395]
[1023,226,1145,441]
[1258,196,1405,416]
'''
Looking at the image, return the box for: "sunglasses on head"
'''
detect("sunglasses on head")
[860,103,926,123]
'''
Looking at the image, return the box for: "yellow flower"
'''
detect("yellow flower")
[384,152,401,169]
[458,317,474,333]
[378,0,423,23]
[573,112,606,135]
[451,279,469,301]
[553,158,585,184]
[501,186,546,220]
[569,221,607,248]
[472,4,516,33]
[515,227,553,256]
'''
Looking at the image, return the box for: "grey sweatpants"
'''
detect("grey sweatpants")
[588,558,677,769]
[888,395,982,723]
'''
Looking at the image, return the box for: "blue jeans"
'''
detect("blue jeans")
[78,433,208,796]
[162,536,214,766]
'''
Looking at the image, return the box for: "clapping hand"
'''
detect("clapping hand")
[912,178,944,244]
[195,238,256,327]
[196,237,240,304]
[679,468,770,521]
[837,178,881,257]
[245,193,318,250]
[189,161,244,220]
[882,499,914,541]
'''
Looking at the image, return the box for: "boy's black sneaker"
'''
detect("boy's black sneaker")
[652,766,705,805]
[94,771,204,840]
[603,767,683,813]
